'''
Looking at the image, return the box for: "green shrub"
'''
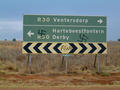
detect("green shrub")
[118,38,120,41]
[100,72,110,76]
[12,38,16,42]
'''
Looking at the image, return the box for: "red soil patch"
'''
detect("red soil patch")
[0,72,120,85]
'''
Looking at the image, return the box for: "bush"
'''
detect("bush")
[118,38,120,41]
[100,72,110,76]
[12,38,16,42]
[4,61,18,72]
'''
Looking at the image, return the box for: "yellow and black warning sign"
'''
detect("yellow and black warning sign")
[22,42,107,54]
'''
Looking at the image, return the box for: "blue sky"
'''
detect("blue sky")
[0,0,120,41]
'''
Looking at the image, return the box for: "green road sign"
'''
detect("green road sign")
[23,15,106,26]
[23,26,106,42]
[23,15,107,42]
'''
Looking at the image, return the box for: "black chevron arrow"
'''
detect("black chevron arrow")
[23,43,32,53]
[98,43,106,53]
[79,43,87,53]
[89,43,97,53]
[69,43,77,53]
[44,43,52,53]
[54,43,62,53]
[33,43,42,53]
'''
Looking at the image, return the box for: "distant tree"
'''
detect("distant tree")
[118,38,120,41]
[4,39,7,41]
[12,38,16,42]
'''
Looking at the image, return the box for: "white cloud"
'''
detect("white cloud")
[0,20,22,40]
[0,26,3,30]
[0,20,22,32]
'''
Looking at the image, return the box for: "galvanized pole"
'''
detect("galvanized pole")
[62,56,65,65]
[97,54,100,73]
[62,54,70,74]
[27,54,29,65]
[65,56,68,74]
[29,54,32,66]
[94,54,97,68]
[27,54,32,74]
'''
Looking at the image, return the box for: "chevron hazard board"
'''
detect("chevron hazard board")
[22,42,107,54]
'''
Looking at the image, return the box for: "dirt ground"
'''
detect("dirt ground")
[1,86,120,90]
[0,41,120,88]
[0,72,120,87]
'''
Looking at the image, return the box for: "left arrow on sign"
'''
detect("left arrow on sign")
[27,30,34,37]
[23,43,32,53]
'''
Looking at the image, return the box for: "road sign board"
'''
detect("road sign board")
[23,15,107,54]
[23,15,106,26]
[22,42,107,54]
[23,26,106,42]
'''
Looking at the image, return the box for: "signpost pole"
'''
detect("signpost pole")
[62,56,65,65]
[94,54,97,68]
[27,54,32,74]
[97,54,100,73]
[65,55,68,74]
[63,54,70,74]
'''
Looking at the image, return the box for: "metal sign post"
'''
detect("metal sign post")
[62,56,65,65]
[97,54,100,73]
[63,54,70,74]
[65,56,68,74]
[27,54,32,74]
[94,54,97,68]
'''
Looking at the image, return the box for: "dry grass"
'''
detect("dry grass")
[0,41,120,74]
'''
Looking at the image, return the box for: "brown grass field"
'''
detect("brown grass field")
[0,41,120,87]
